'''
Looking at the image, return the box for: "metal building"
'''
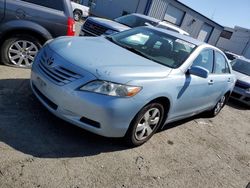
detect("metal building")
[217,26,250,59]
[85,0,224,46]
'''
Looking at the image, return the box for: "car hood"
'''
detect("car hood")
[88,17,130,32]
[48,37,172,84]
[232,70,250,84]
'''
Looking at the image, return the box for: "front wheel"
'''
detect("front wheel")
[125,103,165,147]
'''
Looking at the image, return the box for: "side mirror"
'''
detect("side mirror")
[189,66,209,78]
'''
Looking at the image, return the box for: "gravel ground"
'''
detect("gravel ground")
[0,39,250,187]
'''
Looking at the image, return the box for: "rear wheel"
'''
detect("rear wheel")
[207,94,227,117]
[0,34,41,68]
[125,103,165,147]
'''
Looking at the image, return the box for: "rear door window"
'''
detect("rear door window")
[214,51,230,74]
[21,0,64,11]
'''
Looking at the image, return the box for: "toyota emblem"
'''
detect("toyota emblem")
[47,57,54,66]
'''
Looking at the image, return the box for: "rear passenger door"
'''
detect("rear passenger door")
[5,0,68,37]
[0,0,5,20]
[210,51,232,103]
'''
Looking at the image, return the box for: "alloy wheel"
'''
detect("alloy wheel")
[8,40,38,68]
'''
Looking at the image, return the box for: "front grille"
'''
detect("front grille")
[38,51,81,86]
[83,19,108,36]
[244,97,250,102]
[231,92,242,99]
[235,80,249,90]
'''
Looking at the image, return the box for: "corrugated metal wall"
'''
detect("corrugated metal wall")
[147,0,223,46]
[148,0,168,19]
[90,0,148,19]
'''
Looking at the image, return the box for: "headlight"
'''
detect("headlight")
[79,80,142,97]
[104,29,118,35]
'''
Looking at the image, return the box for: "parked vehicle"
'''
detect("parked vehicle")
[0,0,75,68]
[80,13,189,37]
[71,1,89,21]
[230,58,250,106]
[31,27,235,146]
[224,51,241,61]
[156,21,190,35]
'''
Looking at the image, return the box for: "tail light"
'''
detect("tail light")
[67,17,75,36]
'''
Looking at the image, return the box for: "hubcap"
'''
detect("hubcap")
[8,40,38,67]
[214,96,226,114]
[135,108,161,141]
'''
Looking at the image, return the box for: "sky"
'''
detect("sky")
[178,0,250,29]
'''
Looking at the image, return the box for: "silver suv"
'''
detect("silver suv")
[0,0,75,68]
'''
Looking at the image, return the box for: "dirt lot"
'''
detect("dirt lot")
[0,62,250,188]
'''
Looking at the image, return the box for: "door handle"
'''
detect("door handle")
[227,78,231,83]
[208,80,214,85]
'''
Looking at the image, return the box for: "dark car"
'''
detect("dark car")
[0,0,75,68]
[224,51,241,61]
[80,13,160,36]
[230,58,250,106]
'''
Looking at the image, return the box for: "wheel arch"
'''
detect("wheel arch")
[0,20,53,45]
[148,96,171,129]
[129,96,171,131]
[224,90,232,104]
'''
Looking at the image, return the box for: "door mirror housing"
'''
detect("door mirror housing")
[189,66,209,78]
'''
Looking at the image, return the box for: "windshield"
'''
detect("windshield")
[114,14,158,28]
[107,27,196,68]
[231,59,250,76]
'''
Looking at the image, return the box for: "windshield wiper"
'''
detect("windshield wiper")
[105,35,115,42]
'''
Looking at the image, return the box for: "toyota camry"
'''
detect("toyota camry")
[30,27,235,146]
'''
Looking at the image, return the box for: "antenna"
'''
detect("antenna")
[211,9,216,20]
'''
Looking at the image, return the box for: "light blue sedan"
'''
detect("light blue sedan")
[30,27,235,146]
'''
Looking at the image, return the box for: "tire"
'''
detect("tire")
[124,103,165,147]
[206,94,228,117]
[0,34,42,68]
[73,10,82,22]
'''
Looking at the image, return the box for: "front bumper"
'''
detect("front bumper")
[30,57,143,137]
[79,29,97,37]
[230,86,250,106]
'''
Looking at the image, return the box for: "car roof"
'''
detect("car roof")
[157,21,190,35]
[146,26,205,46]
[236,57,250,62]
[131,13,161,23]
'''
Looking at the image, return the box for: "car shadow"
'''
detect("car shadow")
[227,98,250,110]
[0,79,128,158]
[1,79,246,159]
